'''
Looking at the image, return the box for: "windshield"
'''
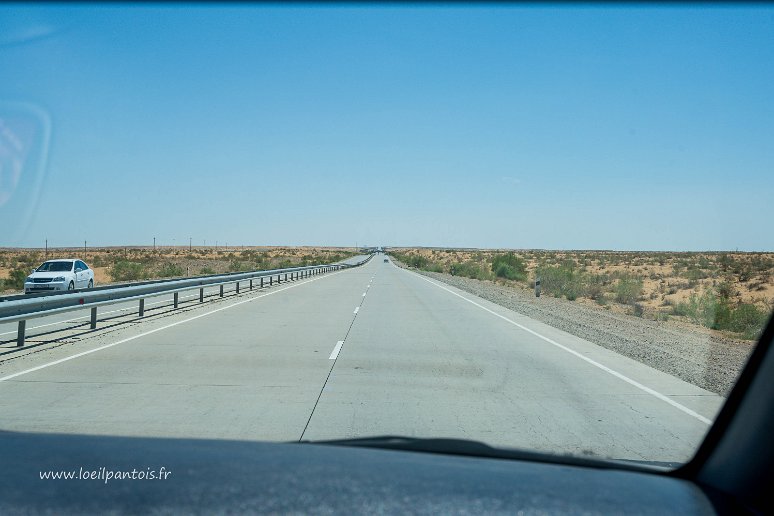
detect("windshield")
[0,5,772,470]
[35,261,73,272]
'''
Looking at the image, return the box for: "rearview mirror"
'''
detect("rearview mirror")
[74,267,83,273]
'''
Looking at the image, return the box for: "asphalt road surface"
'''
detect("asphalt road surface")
[0,256,723,462]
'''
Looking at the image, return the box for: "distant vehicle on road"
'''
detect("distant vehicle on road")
[384,259,389,263]
[24,259,94,293]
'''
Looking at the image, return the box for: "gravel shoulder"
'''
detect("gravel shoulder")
[400,264,755,396]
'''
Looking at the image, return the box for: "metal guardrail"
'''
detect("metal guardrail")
[1,254,373,347]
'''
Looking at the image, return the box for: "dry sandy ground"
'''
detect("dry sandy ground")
[0,246,357,292]
[391,248,774,311]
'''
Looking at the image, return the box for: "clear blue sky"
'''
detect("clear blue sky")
[1,5,773,250]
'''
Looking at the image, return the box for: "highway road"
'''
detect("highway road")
[0,256,365,350]
[0,256,723,463]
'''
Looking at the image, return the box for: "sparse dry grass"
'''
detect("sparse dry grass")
[390,248,774,340]
[0,246,356,291]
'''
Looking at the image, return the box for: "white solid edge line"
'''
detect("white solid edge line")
[0,270,348,383]
[329,341,344,360]
[353,307,360,314]
[405,268,713,426]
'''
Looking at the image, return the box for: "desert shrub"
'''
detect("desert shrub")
[6,267,29,289]
[451,261,490,280]
[584,274,608,301]
[537,262,581,301]
[717,280,736,300]
[673,290,720,327]
[407,255,429,268]
[424,263,443,273]
[110,261,147,281]
[157,262,183,278]
[90,255,108,267]
[615,275,644,305]
[200,267,216,275]
[229,260,251,272]
[673,289,770,339]
[491,252,527,281]
[728,303,769,340]
[683,267,709,282]
[396,253,446,273]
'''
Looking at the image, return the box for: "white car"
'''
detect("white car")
[24,259,95,294]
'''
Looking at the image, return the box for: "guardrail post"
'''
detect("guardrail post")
[90,307,97,329]
[285,273,288,282]
[276,274,280,284]
[249,279,253,290]
[174,292,179,308]
[200,288,204,303]
[236,282,240,294]
[219,285,224,297]
[17,320,25,347]
[270,276,273,286]
[139,299,145,317]
[261,277,264,288]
